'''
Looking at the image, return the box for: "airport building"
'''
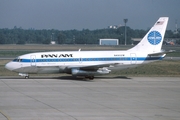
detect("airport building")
[99,39,119,45]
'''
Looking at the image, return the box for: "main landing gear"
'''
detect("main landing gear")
[19,73,29,79]
[85,76,94,80]
[76,76,94,80]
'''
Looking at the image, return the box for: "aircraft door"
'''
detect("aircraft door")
[31,55,36,66]
[79,58,82,64]
[130,53,136,64]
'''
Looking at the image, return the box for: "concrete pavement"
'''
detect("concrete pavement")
[0,77,180,120]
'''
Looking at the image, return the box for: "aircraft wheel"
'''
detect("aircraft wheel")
[89,76,94,80]
[84,76,94,80]
[25,76,29,79]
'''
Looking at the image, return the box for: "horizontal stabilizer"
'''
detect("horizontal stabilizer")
[148,50,175,56]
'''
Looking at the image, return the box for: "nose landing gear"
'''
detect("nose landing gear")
[19,73,29,79]
[25,76,29,79]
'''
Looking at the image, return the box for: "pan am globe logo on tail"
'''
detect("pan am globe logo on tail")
[147,31,162,45]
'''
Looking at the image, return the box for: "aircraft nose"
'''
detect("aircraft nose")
[5,62,14,71]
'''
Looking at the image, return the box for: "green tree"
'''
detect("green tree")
[42,39,50,44]
[16,39,25,44]
[57,32,66,44]
[0,33,5,44]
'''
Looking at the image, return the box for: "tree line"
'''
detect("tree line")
[0,26,180,45]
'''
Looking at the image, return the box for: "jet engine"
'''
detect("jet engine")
[71,68,111,76]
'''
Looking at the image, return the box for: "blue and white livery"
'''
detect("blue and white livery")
[5,17,169,79]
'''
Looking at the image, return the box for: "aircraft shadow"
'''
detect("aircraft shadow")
[56,75,132,81]
[0,75,131,81]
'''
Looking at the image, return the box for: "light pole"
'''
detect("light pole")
[124,19,128,45]
[52,33,54,41]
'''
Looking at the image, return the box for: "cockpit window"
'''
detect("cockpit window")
[13,58,18,62]
[13,58,22,62]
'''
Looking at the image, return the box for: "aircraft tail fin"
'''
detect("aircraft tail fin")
[128,17,169,53]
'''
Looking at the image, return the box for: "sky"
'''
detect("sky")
[0,0,179,30]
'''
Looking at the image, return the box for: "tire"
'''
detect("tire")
[25,76,29,79]
[89,76,94,80]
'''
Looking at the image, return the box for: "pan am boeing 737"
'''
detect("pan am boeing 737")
[5,17,169,79]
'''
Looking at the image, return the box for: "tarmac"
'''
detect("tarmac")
[0,76,180,120]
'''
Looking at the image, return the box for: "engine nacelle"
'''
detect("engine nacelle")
[71,68,111,76]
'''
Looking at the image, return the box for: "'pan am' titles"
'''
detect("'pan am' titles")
[41,54,73,58]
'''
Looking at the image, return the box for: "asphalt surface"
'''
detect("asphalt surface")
[0,76,180,120]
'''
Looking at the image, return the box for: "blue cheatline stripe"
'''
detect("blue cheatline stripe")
[20,57,163,63]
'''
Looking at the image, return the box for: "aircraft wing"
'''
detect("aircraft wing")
[79,63,118,71]
[67,63,118,71]
[65,63,119,76]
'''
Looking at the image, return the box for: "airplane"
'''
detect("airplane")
[5,17,169,79]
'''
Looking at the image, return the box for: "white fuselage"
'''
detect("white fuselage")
[5,50,163,74]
